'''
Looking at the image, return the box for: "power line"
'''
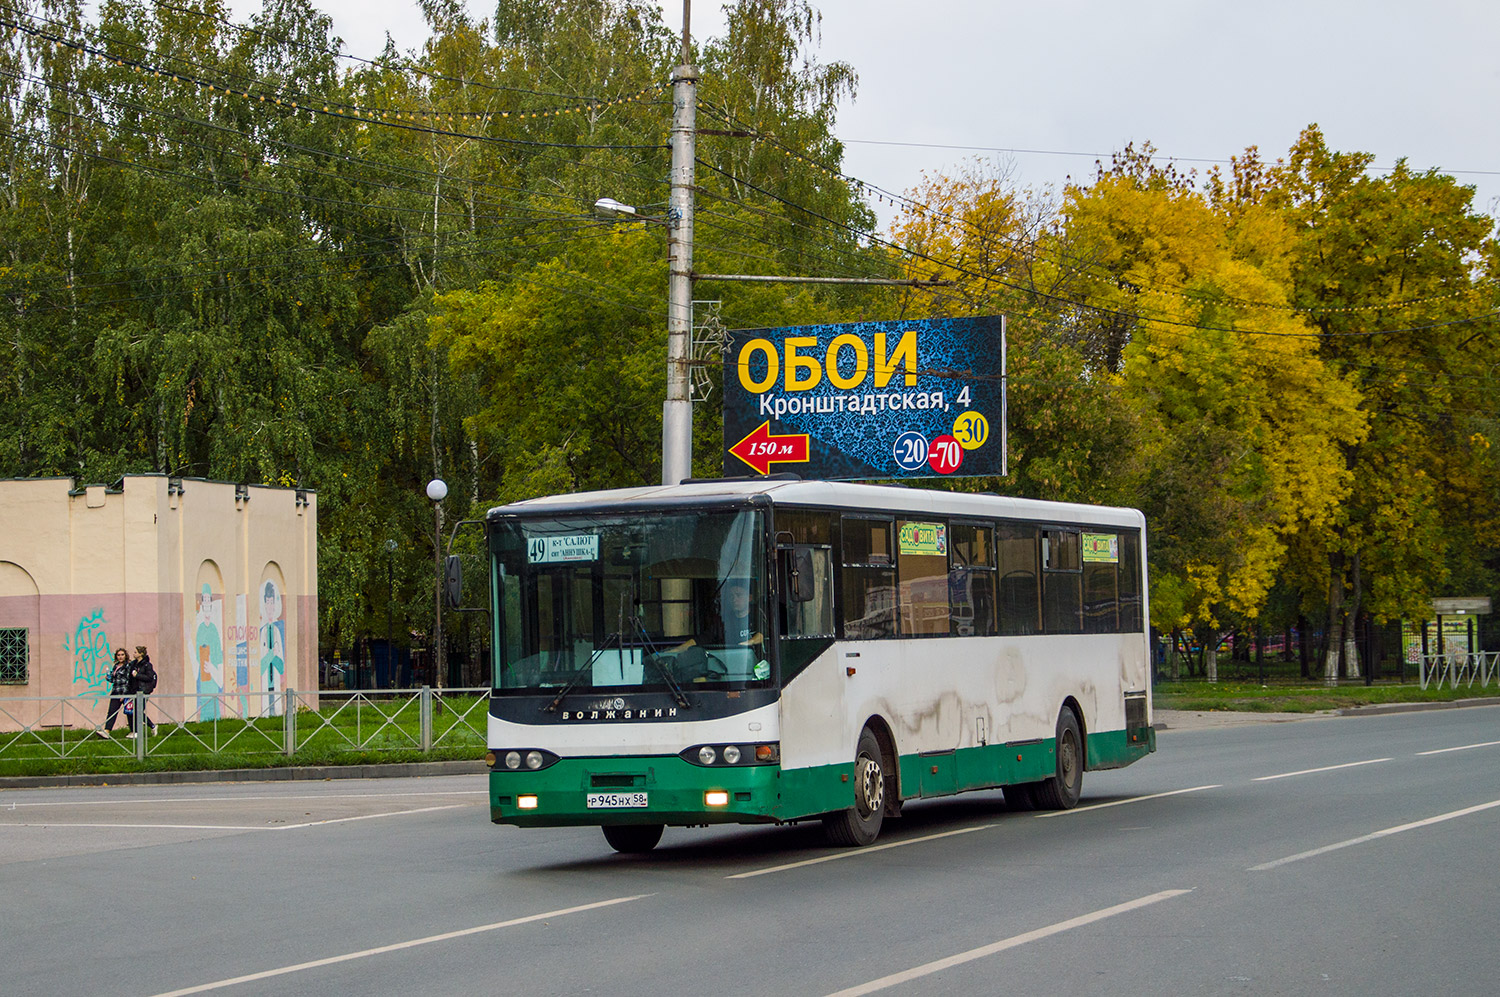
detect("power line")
[695,99,1496,318]
[0,13,669,152]
[695,157,1500,344]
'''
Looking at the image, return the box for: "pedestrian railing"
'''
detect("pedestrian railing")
[0,687,489,768]
[1418,652,1500,691]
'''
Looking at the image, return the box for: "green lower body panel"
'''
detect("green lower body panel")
[490,756,782,827]
[1086,726,1156,770]
[490,727,1155,827]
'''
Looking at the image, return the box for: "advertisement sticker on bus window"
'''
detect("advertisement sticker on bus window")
[898,522,948,557]
[1081,533,1119,563]
[528,535,600,564]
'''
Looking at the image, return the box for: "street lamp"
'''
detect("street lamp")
[593,197,641,220]
[593,187,695,488]
[383,538,397,691]
[426,478,447,693]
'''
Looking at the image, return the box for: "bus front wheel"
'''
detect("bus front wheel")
[1032,709,1083,810]
[603,823,664,853]
[823,728,886,847]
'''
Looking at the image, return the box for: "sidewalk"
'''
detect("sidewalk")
[0,758,486,791]
[1157,695,1500,731]
[1155,708,1331,731]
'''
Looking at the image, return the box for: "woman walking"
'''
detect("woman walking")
[126,645,158,737]
[98,648,131,738]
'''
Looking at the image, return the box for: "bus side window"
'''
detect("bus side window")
[950,522,996,637]
[782,546,834,638]
[1082,535,1118,634]
[1042,528,1082,634]
[842,517,897,639]
[998,523,1040,635]
[1118,531,1144,632]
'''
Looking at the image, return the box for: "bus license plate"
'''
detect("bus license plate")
[587,792,648,809]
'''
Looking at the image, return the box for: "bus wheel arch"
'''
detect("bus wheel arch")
[822,724,892,847]
[861,715,902,815]
[1033,703,1084,810]
[1061,696,1088,766]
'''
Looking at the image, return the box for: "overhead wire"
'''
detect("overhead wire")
[0,12,669,151]
[695,156,1500,346]
[694,97,1496,319]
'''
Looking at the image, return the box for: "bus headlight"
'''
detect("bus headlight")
[681,742,779,766]
[495,749,559,771]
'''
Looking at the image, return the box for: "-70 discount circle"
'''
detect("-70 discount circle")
[928,434,964,474]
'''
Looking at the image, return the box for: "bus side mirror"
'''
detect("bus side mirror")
[788,548,816,603]
[444,555,463,608]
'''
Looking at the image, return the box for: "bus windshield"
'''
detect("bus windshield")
[491,509,770,694]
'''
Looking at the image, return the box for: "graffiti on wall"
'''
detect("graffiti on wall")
[234,594,250,715]
[260,579,285,716]
[65,607,112,699]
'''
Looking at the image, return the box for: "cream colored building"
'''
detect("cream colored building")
[0,475,317,731]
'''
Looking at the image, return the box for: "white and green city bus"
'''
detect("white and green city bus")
[484,479,1154,852]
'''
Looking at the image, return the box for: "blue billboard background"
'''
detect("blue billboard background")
[722,315,1005,480]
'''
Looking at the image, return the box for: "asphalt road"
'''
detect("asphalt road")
[3,705,1499,996]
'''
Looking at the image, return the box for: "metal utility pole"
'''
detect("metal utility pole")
[663,1,697,486]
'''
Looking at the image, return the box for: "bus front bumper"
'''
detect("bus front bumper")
[489,754,782,827]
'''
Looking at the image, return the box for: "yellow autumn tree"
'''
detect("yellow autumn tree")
[1053,152,1366,672]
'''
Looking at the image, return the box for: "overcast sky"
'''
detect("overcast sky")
[227,0,1500,229]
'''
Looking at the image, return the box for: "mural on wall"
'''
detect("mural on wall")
[260,575,286,716]
[234,594,251,717]
[192,568,225,721]
[65,607,112,700]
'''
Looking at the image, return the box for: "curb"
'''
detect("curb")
[0,759,487,791]
[1335,696,1500,717]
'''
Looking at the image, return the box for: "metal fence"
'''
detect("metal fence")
[0,686,489,765]
[1419,652,1500,691]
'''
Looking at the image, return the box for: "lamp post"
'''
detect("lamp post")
[426,478,447,693]
[591,5,697,489]
[384,538,397,691]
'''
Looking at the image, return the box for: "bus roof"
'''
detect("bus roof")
[487,480,1145,530]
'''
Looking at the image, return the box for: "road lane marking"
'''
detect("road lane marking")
[1249,798,1500,871]
[148,894,651,996]
[1032,784,1220,818]
[822,889,1194,996]
[727,825,991,880]
[0,804,466,832]
[1,790,483,809]
[272,804,466,829]
[1253,758,1391,781]
[0,822,268,831]
[1417,739,1500,756]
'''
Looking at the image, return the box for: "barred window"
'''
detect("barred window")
[0,627,27,684]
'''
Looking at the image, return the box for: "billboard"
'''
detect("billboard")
[722,316,1005,480]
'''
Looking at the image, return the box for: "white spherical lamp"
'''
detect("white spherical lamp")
[426,478,448,501]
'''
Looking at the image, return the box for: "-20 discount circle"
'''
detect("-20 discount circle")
[892,431,929,472]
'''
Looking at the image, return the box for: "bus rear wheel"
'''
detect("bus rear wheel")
[823,728,886,847]
[1032,709,1083,810]
[602,823,664,853]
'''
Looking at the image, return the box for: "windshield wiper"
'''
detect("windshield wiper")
[632,613,690,709]
[540,632,621,714]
